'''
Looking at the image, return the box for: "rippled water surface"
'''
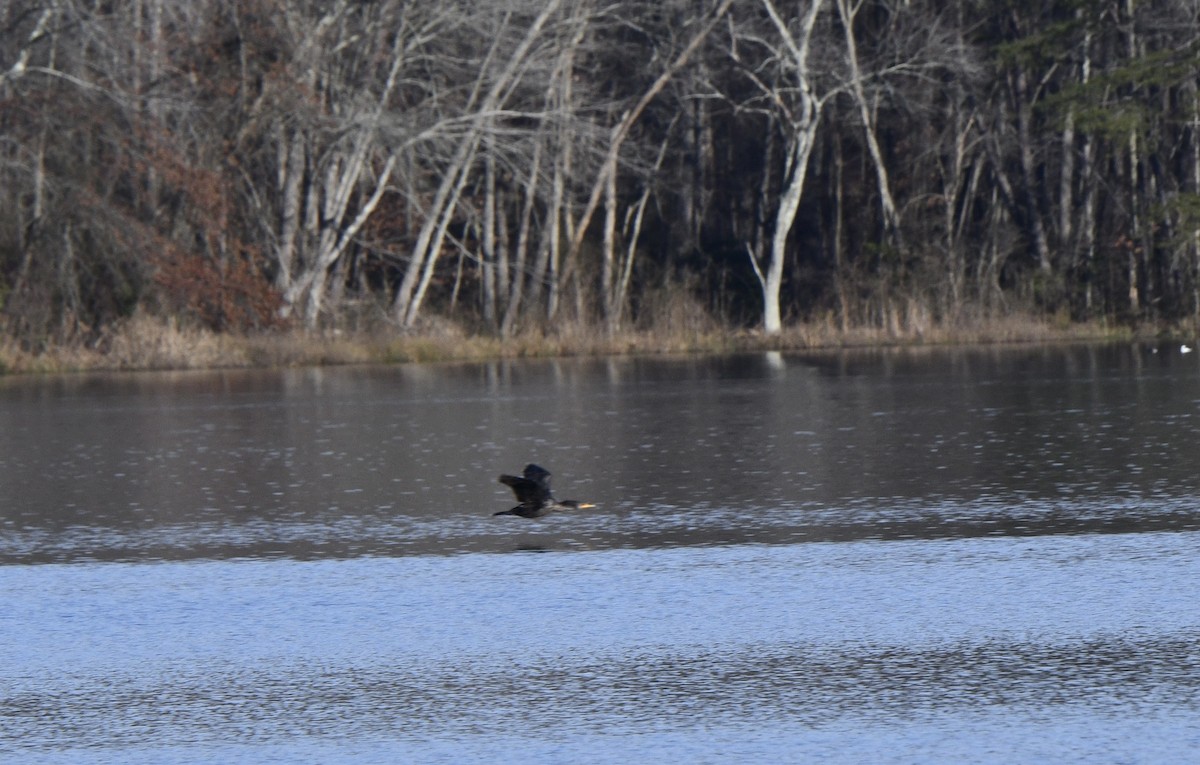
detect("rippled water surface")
[2,345,1200,762]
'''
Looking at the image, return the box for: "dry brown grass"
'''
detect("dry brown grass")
[0,309,1133,377]
[768,311,1124,350]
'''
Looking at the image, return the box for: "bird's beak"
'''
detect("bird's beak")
[578,503,596,509]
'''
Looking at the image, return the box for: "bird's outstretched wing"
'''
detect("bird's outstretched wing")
[499,463,553,506]
[522,463,551,488]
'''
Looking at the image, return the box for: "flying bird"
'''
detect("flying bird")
[495,464,594,518]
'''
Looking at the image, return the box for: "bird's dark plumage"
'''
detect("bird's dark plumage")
[495,464,593,518]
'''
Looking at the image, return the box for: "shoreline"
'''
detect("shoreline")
[0,313,1180,377]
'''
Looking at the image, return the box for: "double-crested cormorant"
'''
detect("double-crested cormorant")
[495,464,594,518]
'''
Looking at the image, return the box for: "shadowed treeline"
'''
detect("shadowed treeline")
[2,0,1199,361]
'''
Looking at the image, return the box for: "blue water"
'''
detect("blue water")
[3,346,1200,762]
[4,533,1199,763]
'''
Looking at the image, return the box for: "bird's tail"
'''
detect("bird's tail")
[493,509,516,516]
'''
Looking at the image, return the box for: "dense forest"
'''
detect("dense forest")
[2,0,1199,350]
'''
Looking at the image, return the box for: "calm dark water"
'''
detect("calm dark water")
[2,344,1199,762]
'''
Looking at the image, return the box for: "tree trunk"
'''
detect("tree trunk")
[1125,0,1141,314]
[274,127,306,292]
[835,0,901,241]
[612,131,672,332]
[500,139,543,336]
[759,121,821,335]
[393,0,564,328]
[1011,65,1052,273]
[752,0,827,336]
[281,28,407,328]
[1059,107,1076,248]
[1192,80,1200,331]
[601,146,618,330]
[563,0,737,309]
[833,128,849,329]
[1128,132,1141,313]
[481,125,498,327]
[1079,131,1098,314]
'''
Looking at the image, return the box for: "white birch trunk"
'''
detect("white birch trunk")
[753,0,827,336]
[760,122,820,335]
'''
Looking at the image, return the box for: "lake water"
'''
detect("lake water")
[1,344,1199,763]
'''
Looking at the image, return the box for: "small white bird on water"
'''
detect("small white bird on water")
[1183,344,1194,354]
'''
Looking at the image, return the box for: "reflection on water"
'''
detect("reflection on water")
[2,343,1200,762]
[2,344,1199,564]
